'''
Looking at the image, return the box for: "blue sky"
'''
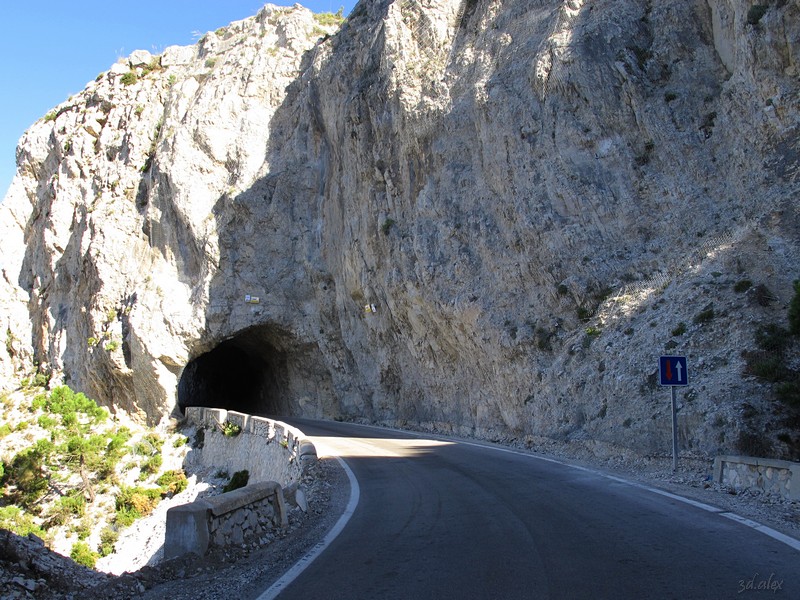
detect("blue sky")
[0,1,356,200]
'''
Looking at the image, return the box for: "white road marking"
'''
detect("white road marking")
[255,454,360,600]
[261,420,799,598]
[334,421,800,553]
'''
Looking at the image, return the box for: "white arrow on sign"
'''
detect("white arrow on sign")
[675,360,683,383]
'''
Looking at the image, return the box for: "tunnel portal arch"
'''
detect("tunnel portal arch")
[177,324,316,417]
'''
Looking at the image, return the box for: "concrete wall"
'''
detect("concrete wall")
[165,410,317,559]
[713,455,800,501]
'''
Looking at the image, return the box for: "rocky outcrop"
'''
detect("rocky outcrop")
[1,1,798,457]
[0,530,110,598]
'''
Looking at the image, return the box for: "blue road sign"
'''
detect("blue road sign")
[659,356,688,386]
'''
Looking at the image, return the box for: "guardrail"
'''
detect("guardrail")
[713,455,799,501]
[164,409,317,560]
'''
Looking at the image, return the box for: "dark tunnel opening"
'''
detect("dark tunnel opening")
[177,329,288,416]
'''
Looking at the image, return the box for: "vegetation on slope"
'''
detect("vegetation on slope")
[0,383,189,568]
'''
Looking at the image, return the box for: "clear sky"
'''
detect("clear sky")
[0,1,357,200]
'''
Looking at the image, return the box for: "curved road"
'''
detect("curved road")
[262,419,799,599]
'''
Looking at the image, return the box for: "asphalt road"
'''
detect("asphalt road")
[265,419,800,600]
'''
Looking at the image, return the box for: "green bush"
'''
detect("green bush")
[97,428,131,481]
[776,382,800,408]
[70,541,98,568]
[734,279,753,293]
[134,433,163,456]
[99,526,119,557]
[37,414,58,430]
[221,421,241,437]
[157,470,188,496]
[61,433,108,476]
[0,506,47,539]
[115,486,161,525]
[73,519,92,540]
[59,491,85,516]
[138,453,163,479]
[108,428,132,453]
[223,470,249,493]
[736,430,772,457]
[31,393,47,411]
[114,506,139,528]
[29,372,51,389]
[40,386,107,426]
[744,352,788,383]
[3,441,53,508]
[754,323,791,353]
[671,322,687,336]
[693,306,715,324]
[314,9,345,27]
[46,491,85,526]
[140,56,162,75]
[116,486,161,516]
[381,218,395,235]
[120,71,138,86]
[753,284,774,306]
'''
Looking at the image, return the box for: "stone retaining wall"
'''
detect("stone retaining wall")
[165,481,288,560]
[185,407,317,486]
[713,455,800,501]
[165,410,317,559]
[207,481,288,547]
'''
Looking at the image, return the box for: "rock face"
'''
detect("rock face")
[1,1,799,458]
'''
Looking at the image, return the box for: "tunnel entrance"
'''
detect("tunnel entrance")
[177,327,290,416]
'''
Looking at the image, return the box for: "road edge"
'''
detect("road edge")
[255,454,360,600]
[334,420,800,553]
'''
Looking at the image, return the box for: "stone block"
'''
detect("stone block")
[164,500,212,560]
[250,416,272,437]
[161,45,196,66]
[184,406,205,426]
[129,50,153,67]
[205,408,228,428]
[206,481,281,516]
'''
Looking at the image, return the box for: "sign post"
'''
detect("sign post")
[659,356,688,472]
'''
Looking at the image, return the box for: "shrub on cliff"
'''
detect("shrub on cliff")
[114,486,162,526]
[156,470,188,497]
[1,439,53,509]
[223,470,249,493]
[70,540,98,568]
[0,505,48,540]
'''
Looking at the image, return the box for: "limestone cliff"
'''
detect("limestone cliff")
[1,1,799,459]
